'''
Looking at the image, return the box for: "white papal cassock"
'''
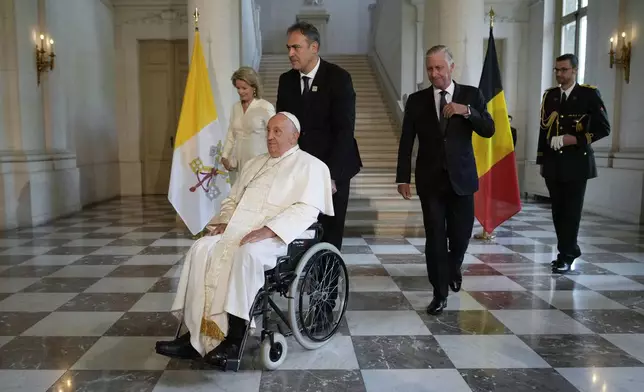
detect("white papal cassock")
[171,145,334,355]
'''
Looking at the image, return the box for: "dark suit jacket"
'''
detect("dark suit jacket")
[276,59,362,182]
[536,83,611,182]
[396,83,495,196]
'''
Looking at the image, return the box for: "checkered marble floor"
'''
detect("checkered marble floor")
[2,197,644,391]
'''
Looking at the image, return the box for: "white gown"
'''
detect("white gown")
[171,146,335,355]
[221,98,275,185]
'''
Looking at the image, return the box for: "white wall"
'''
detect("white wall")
[47,0,119,206]
[257,0,376,54]
[617,0,644,151]
[0,0,117,230]
[584,0,619,154]
[373,0,403,98]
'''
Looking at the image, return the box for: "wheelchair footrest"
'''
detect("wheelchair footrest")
[221,358,240,372]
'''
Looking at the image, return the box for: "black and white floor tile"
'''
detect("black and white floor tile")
[1,197,644,391]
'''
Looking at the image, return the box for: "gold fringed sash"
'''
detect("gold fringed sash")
[201,317,225,341]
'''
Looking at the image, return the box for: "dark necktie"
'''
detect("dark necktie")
[302,76,311,95]
[561,92,567,105]
[439,90,448,134]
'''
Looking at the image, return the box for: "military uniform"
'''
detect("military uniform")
[537,83,610,270]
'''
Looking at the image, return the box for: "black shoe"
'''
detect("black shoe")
[552,260,572,274]
[449,269,462,292]
[155,333,200,359]
[426,297,447,315]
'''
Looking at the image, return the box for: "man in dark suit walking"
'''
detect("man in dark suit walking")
[537,53,610,274]
[396,45,495,315]
[276,22,362,250]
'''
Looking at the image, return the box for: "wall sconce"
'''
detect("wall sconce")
[609,32,631,83]
[35,33,55,85]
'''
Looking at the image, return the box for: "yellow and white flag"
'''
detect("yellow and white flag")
[168,30,230,235]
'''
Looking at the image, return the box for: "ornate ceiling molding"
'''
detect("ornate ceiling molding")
[484,13,523,24]
[116,8,188,25]
[111,0,187,7]
[483,1,530,24]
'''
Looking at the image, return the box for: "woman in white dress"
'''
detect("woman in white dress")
[221,67,275,184]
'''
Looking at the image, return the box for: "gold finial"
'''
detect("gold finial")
[489,7,495,29]
[194,7,199,31]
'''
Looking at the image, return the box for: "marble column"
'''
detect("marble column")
[187,0,241,126]
[0,0,29,152]
[526,0,556,163]
[411,0,425,91]
[423,0,484,87]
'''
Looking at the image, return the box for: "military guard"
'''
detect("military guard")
[537,53,611,273]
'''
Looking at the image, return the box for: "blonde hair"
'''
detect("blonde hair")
[231,66,263,99]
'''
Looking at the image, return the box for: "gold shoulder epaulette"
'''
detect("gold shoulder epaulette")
[580,83,597,89]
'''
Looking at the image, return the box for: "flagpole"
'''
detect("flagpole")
[473,6,497,242]
[489,7,494,29]
[194,7,199,31]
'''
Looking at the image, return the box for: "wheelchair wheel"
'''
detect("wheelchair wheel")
[287,242,349,350]
[260,333,287,370]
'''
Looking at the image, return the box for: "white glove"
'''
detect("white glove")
[550,135,565,151]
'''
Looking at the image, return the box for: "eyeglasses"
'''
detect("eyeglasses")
[553,67,571,73]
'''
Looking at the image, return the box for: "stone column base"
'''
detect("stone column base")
[0,150,81,230]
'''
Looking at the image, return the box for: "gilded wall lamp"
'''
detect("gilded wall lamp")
[35,33,55,85]
[609,32,631,83]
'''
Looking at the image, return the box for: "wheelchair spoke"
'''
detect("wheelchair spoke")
[292,249,349,342]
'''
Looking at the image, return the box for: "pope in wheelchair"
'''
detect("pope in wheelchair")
[156,112,349,371]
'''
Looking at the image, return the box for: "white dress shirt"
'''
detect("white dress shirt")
[300,57,321,93]
[561,82,576,101]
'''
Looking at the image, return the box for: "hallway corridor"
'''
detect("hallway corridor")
[1,197,644,391]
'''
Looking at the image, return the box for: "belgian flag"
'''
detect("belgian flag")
[472,26,522,233]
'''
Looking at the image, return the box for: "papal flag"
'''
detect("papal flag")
[168,27,230,235]
[472,25,522,233]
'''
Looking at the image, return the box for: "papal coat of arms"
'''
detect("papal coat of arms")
[188,140,230,200]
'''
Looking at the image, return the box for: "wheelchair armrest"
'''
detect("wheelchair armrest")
[307,222,324,241]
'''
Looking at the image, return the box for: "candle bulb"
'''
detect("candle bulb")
[49,39,54,51]
[610,37,614,51]
[39,34,44,49]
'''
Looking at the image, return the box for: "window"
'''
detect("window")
[560,0,588,83]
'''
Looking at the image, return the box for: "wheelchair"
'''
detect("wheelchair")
[217,222,349,371]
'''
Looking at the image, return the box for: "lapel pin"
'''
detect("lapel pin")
[312,86,318,92]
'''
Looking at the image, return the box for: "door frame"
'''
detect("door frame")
[137,38,189,195]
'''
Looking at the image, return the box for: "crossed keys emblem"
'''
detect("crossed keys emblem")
[188,141,230,200]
